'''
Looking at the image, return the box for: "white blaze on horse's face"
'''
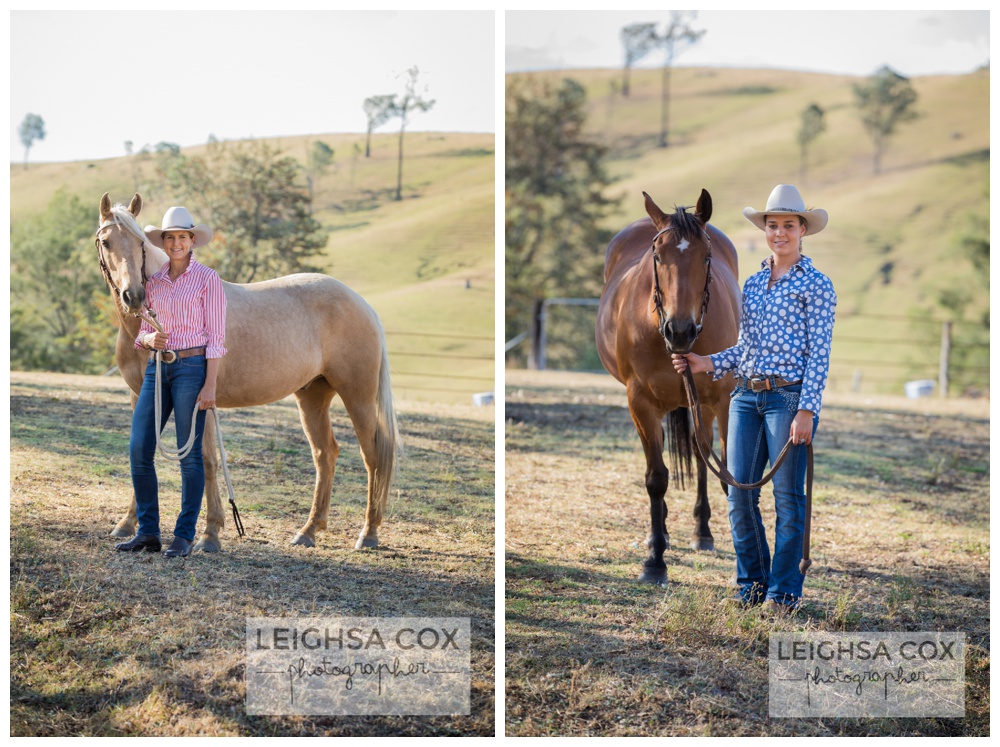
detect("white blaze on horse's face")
[676,237,690,253]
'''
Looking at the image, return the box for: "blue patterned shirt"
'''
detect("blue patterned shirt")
[709,254,836,414]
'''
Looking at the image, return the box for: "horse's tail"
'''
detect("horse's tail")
[372,322,401,521]
[664,408,694,490]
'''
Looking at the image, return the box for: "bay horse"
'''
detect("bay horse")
[596,190,740,585]
[96,192,399,553]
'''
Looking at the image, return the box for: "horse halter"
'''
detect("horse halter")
[95,219,149,316]
[650,224,714,349]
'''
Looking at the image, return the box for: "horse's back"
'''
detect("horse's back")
[217,273,385,407]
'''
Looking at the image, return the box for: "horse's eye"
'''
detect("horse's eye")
[101,239,110,249]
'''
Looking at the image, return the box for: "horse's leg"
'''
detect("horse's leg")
[340,396,383,550]
[691,405,716,551]
[290,382,339,548]
[628,388,669,586]
[194,413,224,553]
[111,389,140,538]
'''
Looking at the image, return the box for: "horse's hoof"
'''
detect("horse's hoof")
[193,538,222,553]
[638,568,668,587]
[691,537,715,552]
[355,535,378,550]
[110,525,133,539]
[290,533,315,548]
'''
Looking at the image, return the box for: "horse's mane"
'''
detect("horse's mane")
[668,205,703,242]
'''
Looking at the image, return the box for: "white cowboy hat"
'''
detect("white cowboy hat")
[743,184,828,236]
[143,206,214,249]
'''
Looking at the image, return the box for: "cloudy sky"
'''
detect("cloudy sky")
[10,10,495,163]
[506,10,990,78]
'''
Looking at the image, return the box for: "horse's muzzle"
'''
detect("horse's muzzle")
[121,286,145,312]
[659,316,701,354]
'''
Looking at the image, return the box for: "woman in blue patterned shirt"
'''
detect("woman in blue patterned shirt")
[673,184,836,617]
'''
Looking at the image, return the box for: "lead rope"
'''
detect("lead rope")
[648,222,812,574]
[142,308,245,538]
[680,366,813,574]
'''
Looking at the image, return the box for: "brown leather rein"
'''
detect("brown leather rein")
[650,227,814,575]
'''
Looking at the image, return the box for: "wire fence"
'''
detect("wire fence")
[505,303,989,396]
[386,330,494,399]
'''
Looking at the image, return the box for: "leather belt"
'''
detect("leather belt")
[735,375,802,392]
[149,346,206,363]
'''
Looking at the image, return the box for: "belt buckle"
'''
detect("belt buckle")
[749,376,769,392]
[160,350,178,364]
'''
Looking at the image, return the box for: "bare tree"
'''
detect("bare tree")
[620,23,657,97]
[853,65,919,175]
[362,94,395,158]
[797,103,826,183]
[388,66,435,202]
[655,12,705,148]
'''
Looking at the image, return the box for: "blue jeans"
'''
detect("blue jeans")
[129,354,207,542]
[726,383,817,607]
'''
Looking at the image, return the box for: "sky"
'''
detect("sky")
[506,10,990,78]
[9,10,496,164]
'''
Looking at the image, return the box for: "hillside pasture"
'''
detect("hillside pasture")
[10,371,495,736]
[505,67,989,395]
[9,131,495,404]
[504,370,988,737]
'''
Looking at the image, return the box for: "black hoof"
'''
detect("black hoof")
[638,567,668,586]
[691,536,715,552]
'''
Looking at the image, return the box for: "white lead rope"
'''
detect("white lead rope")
[144,309,245,537]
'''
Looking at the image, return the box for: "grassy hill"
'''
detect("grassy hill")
[10,131,495,404]
[507,65,990,396]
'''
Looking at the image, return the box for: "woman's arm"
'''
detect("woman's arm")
[198,358,221,410]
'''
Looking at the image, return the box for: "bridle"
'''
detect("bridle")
[95,219,149,317]
[650,221,814,576]
[649,224,713,347]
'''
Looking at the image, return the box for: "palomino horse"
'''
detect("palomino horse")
[96,193,399,552]
[596,190,740,585]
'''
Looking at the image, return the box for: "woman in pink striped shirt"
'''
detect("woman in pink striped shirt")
[115,206,227,558]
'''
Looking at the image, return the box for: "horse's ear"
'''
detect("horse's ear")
[128,193,142,217]
[643,191,669,231]
[695,189,712,224]
[100,192,112,222]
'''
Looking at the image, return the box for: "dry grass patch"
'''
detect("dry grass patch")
[505,370,988,737]
[10,372,494,737]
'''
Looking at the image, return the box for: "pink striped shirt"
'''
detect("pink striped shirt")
[134,259,228,358]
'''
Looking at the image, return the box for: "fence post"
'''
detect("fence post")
[529,299,546,371]
[939,320,951,398]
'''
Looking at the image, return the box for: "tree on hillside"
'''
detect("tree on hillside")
[161,139,327,283]
[506,76,620,368]
[304,140,335,211]
[10,190,110,372]
[363,94,395,158]
[654,12,705,148]
[853,65,919,175]
[387,66,436,202]
[620,23,658,97]
[19,113,46,170]
[797,103,826,184]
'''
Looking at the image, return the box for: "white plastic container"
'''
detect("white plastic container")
[904,380,935,398]
[472,392,494,406]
